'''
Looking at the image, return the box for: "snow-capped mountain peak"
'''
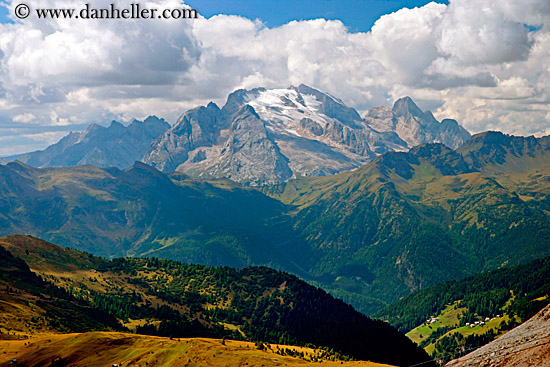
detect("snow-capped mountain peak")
[244,86,331,133]
[142,85,470,184]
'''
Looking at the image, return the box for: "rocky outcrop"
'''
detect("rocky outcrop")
[204,105,292,185]
[143,102,222,172]
[364,96,471,150]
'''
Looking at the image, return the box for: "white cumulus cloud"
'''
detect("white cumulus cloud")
[0,0,549,156]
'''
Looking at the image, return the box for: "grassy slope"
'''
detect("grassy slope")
[376,252,550,362]
[377,255,550,331]
[263,140,550,313]
[0,235,396,365]
[0,237,120,339]
[0,332,394,367]
[405,303,511,355]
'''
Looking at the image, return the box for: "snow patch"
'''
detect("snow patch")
[283,128,301,137]
[244,88,332,132]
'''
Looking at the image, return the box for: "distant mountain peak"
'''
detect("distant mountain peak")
[6,160,34,171]
[109,120,124,128]
[392,96,425,118]
[470,130,507,142]
[142,115,167,125]
[3,116,170,169]
[83,122,103,134]
[457,130,550,169]
[295,84,345,105]
[206,101,220,110]
[441,118,459,126]
[129,161,163,175]
[237,104,261,120]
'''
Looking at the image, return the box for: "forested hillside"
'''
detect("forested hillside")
[376,255,550,362]
[0,235,432,367]
[265,133,550,313]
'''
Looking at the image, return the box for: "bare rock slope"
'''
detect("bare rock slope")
[5,116,169,169]
[446,304,550,367]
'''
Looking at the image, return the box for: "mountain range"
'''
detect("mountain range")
[1,131,550,315]
[4,85,471,185]
[8,116,170,169]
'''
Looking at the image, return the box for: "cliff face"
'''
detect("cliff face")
[187,105,293,186]
[364,96,471,150]
[144,103,223,172]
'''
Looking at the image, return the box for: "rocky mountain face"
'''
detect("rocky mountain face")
[446,303,550,367]
[365,96,471,150]
[151,103,294,186]
[144,103,224,173]
[6,116,170,169]
[202,105,293,186]
[144,85,471,185]
[5,86,470,185]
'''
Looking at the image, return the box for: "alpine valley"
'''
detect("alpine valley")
[2,130,550,317]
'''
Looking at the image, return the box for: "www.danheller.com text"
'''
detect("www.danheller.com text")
[14,3,199,20]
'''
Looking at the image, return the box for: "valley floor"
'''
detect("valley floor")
[0,332,395,367]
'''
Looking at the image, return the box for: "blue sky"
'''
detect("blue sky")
[0,5,10,23]
[0,0,449,29]
[186,0,448,32]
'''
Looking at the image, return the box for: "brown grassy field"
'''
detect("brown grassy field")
[0,332,395,367]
